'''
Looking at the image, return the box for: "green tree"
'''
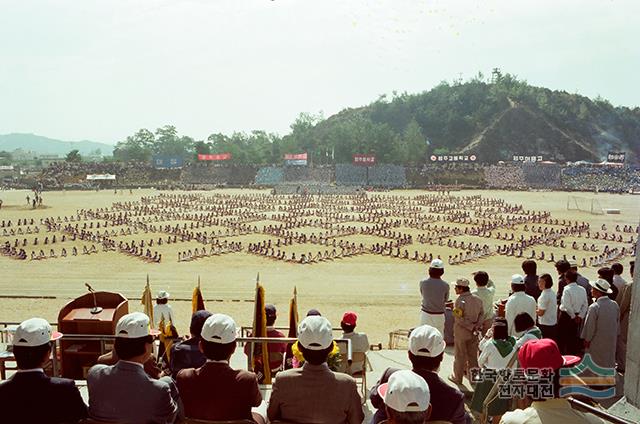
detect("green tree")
[65,149,82,162]
[114,129,154,161]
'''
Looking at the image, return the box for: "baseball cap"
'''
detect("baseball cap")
[115,312,160,338]
[156,290,170,300]
[378,370,430,413]
[190,310,213,337]
[590,279,613,294]
[13,318,63,347]
[298,316,333,350]
[265,304,277,318]
[569,261,579,268]
[341,311,358,326]
[455,278,470,287]
[201,313,237,344]
[511,274,525,284]
[430,259,444,269]
[518,339,581,370]
[409,325,446,357]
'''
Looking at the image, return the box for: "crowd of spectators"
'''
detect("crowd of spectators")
[336,164,368,186]
[484,164,526,189]
[561,164,640,193]
[521,163,562,188]
[255,166,284,185]
[368,165,407,188]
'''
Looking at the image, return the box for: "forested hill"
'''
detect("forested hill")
[291,74,640,165]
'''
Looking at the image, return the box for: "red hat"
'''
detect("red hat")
[518,339,581,370]
[341,311,358,326]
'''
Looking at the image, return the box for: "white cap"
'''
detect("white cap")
[378,370,430,413]
[590,279,613,294]
[409,325,446,357]
[455,278,470,287]
[13,318,62,347]
[201,313,237,344]
[157,290,170,300]
[430,259,444,269]
[115,312,159,338]
[511,274,525,284]
[298,316,333,350]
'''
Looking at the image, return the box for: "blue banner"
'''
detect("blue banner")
[153,156,184,169]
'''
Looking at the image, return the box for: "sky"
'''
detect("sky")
[0,0,638,144]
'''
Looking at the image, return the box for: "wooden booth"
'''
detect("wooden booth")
[58,292,128,379]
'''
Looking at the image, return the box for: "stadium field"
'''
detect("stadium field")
[0,188,637,344]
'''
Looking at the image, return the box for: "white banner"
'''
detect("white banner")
[86,174,116,180]
[0,165,14,170]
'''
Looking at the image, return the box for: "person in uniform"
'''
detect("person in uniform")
[581,279,619,369]
[419,259,450,335]
[154,290,175,329]
[449,278,484,386]
[0,318,87,423]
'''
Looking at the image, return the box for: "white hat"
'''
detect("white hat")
[430,259,444,269]
[115,312,160,338]
[455,278,470,287]
[157,290,170,300]
[378,370,430,413]
[201,313,237,344]
[298,316,333,350]
[589,278,613,294]
[409,325,445,357]
[13,318,62,347]
[511,274,525,284]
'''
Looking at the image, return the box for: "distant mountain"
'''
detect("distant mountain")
[0,133,114,157]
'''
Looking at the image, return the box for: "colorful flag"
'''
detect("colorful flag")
[251,274,272,383]
[141,275,154,328]
[192,277,205,314]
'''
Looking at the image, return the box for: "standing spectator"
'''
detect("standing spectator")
[581,279,619,369]
[555,259,571,304]
[611,263,627,297]
[616,261,634,372]
[521,260,541,300]
[500,339,604,424]
[154,290,175,329]
[471,319,516,422]
[557,270,589,356]
[0,318,87,424]
[267,316,364,424]
[340,311,370,373]
[536,273,557,341]
[597,267,618,302]
[376,370,432,424]
[505,274,536,338]
[449,278,484,386]
[472,271,495,335]
[570,262,593,305]
[419,259,449,335]
[370,325,471,424]
[87,312,179,424]
[170,310,212,376]
[176,314,264,423]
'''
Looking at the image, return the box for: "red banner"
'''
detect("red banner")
[284,153,307,160]
[198,153,232,161]
[353,154,376,165]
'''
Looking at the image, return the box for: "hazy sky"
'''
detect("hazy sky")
[0,0,638,144]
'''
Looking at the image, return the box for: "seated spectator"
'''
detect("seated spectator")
[170,310,212,376]
[377,369,432,424]
[87,312,179,424]
[97,347,163,380]
[176,314,264,423]
[340,311,370,373]
[0,318,87,423]
[244,304,287,374]
[514,312,542,349]
[500,339,604,424]
[267,316,364,424]
[370,325,471,424]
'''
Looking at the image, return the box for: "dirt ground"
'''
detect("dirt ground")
[0,188,637,344]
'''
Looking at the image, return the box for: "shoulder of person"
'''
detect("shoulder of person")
[500,408,531,423]
[273,368,302,381]
[49,376,78,388]
[235,369,260,382]
[87,363,111,378]
[175,367,196,381]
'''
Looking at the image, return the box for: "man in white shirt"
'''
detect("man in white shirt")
[340,311,369,373]
[557,269,588,356]
[611,263,627,303]
[536,273,557,341]
[505,274,536,338]
[472,271,495,335]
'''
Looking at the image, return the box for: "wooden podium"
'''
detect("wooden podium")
[58,291,128,379]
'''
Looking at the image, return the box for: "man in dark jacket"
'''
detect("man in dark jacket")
[0,318,87,423]
[370,325,471,424]
[170,310,212,376]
